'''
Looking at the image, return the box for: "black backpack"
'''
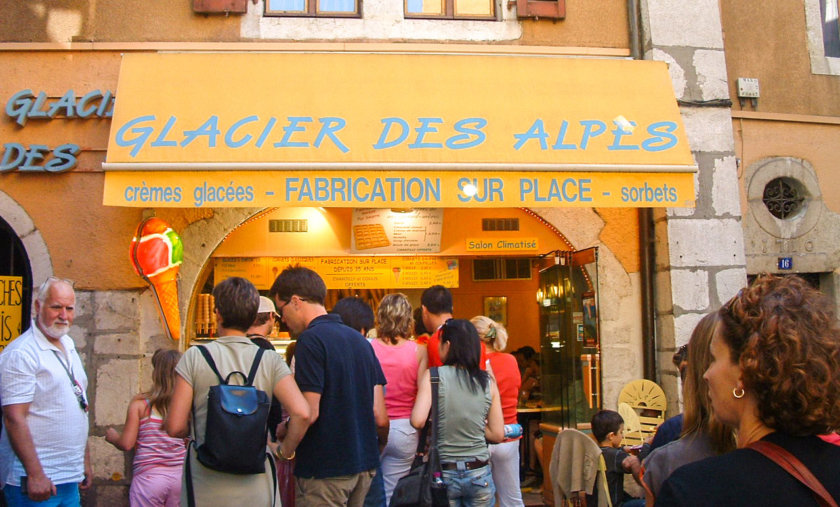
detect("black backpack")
[193,345,271,474]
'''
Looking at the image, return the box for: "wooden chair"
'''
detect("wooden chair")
[617,379,666,444]
[617,402,644,446]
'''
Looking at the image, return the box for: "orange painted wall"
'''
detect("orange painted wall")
[1,2,239,43]
[721,0,840,117]
[732,119,840,214]
[450,259,542,352]
[1,0,628,49]
[721,0,840,217]
[519,0,629,49]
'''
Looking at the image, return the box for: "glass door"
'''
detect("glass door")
[538,248,601,428]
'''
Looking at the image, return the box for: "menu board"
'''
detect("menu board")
[351,208,443,253]
[215,256,459,290]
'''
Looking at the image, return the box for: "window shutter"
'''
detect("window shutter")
[193,0,249,14]
[514,0,564,19]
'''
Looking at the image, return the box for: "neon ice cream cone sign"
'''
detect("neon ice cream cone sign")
[129,217,184,340]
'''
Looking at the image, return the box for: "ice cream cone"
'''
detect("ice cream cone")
[149,269,181,340]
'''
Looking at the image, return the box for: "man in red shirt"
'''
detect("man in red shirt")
[418,285,486,368]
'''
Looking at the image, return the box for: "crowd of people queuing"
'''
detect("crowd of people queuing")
[1,271,839,507]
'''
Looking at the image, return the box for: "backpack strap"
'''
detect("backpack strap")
[748,440,838,507]
[246,348,266,387]
[197,345,226,384]
[199,344,265,386]
[185,442,196,507]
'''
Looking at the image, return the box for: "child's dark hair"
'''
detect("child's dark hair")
[591,409,624,443]
[440,319,489,392]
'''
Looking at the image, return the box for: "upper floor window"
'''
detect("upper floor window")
[265,0,359,17]
[820,0,840,57]
[806,0,840,74]
[404,0,495,20]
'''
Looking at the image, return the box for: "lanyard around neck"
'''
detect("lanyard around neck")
[51,349,77,385]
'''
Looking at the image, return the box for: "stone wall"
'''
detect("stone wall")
[79,289,175,507]
[640,0,747,414]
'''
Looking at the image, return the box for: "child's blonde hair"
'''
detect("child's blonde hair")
[146,348,181,418]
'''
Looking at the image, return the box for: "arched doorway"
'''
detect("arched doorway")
[0,215,33,348]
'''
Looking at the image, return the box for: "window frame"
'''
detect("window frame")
[403,0,497,21]
[819,0,840,57]
[805,0,840,75]
[264,0,361,18]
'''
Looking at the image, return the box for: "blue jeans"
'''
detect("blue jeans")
[3,483,80,507]
[363,463,386,507]
[441,464,495,507]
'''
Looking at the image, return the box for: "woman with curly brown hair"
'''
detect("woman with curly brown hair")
[656,274,840,506]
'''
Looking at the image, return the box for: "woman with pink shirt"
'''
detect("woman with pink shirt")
[371,293,429,505]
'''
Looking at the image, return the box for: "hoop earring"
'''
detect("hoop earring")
[732,387,745,399]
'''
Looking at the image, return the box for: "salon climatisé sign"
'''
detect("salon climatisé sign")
[102,53,698,209]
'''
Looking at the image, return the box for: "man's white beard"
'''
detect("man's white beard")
[40,319,69,339]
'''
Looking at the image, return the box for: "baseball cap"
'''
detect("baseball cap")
[258,296,279,316]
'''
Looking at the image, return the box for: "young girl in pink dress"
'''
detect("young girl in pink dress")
[106,349,186,507]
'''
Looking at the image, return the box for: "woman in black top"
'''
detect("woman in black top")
[656,274,840,506]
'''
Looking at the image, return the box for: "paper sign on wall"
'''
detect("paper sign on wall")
[215,256,458,290]
[351,209,443,253]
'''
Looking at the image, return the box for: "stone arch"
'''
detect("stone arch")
[176,207,639,408]
[0,189,53,287]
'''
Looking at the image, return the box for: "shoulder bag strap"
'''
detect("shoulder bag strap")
[428,367,441,468]
[245,348,266,387]
[197,345,226,384]
[185,442,196,507]
[749,440,838,507]
[268,450,278,507]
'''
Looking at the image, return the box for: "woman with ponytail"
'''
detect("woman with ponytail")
[470,316,524,507]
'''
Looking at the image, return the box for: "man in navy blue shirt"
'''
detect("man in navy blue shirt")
[271,266,388,506]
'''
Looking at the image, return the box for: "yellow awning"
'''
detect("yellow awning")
[103,52,696,208]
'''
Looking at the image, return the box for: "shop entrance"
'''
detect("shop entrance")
[184,207,601,427]
[0,215,32,352]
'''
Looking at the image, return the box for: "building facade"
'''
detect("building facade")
[720,0,840,309]
[1,0,745,503]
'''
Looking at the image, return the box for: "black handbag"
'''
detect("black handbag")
[390,367,448,507]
